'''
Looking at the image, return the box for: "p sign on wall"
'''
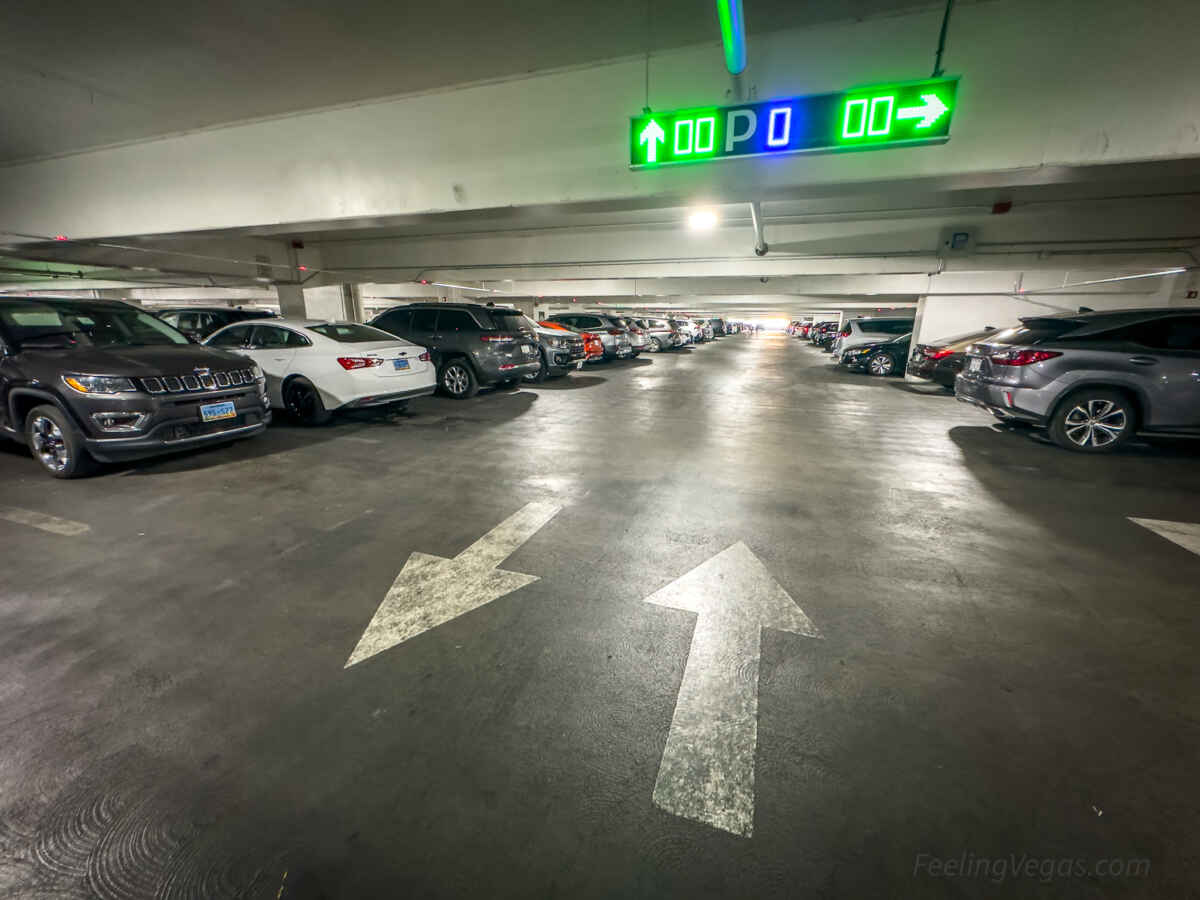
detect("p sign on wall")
[630,77,958,168]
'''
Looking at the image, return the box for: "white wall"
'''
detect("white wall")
[3,0,1200,239]
[913,275,1197,345]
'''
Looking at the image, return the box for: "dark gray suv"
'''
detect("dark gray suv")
[0,297,269,477]
[368,303,541,398]
[956,308,1200,452]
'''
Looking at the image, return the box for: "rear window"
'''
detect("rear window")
[988,320,1083,346]
[307,323,396,342]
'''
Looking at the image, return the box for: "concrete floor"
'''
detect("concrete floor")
[1,334,1198,899]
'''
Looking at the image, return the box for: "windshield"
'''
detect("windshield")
[0,300,190,348]
[307,323,398,342]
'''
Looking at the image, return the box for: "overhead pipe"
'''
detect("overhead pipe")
[749,201,768,257]
[716,0,747,75]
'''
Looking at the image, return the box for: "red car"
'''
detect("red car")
[540,320,603,360]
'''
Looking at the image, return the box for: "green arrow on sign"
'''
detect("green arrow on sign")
[640,119,666,163]
[896,93,949,129]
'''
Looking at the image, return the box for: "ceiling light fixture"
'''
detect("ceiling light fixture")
[687,209,719,231]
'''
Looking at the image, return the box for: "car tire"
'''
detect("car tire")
[284,377,333,425]
[649,337,663,353]
[867,352,897,376]
[439,359,479,399]
[1048,389,1135,452]
[24,404,96,479]
[523,352,550,383]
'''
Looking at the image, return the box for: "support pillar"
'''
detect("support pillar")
[276,284,306,318]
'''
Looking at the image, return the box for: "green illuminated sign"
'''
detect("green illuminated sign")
[630,77,958,168]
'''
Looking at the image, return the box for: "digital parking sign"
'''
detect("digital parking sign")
[629,77,958,168]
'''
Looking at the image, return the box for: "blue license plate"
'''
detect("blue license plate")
[200,400,236,422]
[393,358,410,370]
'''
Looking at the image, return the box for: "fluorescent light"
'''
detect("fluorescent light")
[688,209,719,231]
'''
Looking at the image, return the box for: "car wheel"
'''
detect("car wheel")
[1049,389,1135,452]
[867,353,896,376]
[25,404,96,478]
[523,352,549,383]
[648,337,663,352]
[439,359,479,399]
[284,377,333,425]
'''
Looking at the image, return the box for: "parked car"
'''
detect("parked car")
[153,306,277,342]
[811,321,841,349]
[698,321,715,342]
[630,317,681,352]
[619,317,650,354]
[206,318,433,424]
[670,318,697,344]
[526,323,586,382]
[831,317,915,360]
[369,303,541,398]
[0,296,269,477]
[839,332,912,376]
[956,308,1200,452]
[545,313,635,359]
[540,320,604,361]
[907,327,1000,389]
[707,318,728,337]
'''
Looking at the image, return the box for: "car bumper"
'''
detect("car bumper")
[955,377,1047,424]
[343,384,437,408]
[85,411,269,462]
[906,359,958,387]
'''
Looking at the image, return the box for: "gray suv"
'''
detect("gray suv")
[956,308,1200,452]
[369,303,541,398]
[545,313,636,359]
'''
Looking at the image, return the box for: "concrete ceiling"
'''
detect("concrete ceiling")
[0,0,949,164]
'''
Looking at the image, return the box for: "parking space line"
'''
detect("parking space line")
[0,505,91,536]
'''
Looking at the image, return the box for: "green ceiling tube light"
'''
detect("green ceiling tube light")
[716,0,747,75]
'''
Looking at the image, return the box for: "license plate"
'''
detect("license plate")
[392,358,410,370]
[200,400,236,422]
[967,357,983,373]
[521,344,535,356]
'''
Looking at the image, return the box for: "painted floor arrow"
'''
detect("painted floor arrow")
[345,502,562,667]
[644,541,821,837]
[1129,517,1200,557]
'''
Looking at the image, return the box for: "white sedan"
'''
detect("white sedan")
[205,318,435,424]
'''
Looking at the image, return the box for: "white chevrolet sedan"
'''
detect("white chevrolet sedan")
[205,319,435,424]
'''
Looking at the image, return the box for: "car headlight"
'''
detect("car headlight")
[62,374,137,394]
[250,363,265,382]
[547,337,564,348]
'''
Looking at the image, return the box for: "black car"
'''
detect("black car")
[906,327,999,389]
[812,321,841,349]
[0,297,270,478]
[153,306,277,342]
[368,303,541,398]
[840,332,912,376]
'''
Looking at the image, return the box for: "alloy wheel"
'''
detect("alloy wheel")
[29,415,69,473]
[1063,399,1127,448]
[868,353,895,376]
[443,365,469,396]
[286,383,316,419]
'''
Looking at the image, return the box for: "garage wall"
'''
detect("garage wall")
[913,278,1197,346]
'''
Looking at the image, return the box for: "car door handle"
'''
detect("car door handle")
[272,356,288,361]
[1128,356,1158,366]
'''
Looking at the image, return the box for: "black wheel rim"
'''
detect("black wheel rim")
[287,383,318,419]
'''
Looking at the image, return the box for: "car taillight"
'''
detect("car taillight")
[418,351,430,361]
[925,347,955,360]
[840,328,851,337]
[607,329,624,336]
[337,357,383,370]
[990,349,1062,367]
[481,333,516,343]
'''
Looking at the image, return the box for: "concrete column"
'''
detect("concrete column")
[276,284,306,318]
[340,284,364,322]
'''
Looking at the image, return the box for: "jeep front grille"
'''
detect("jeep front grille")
[140,368,256,394]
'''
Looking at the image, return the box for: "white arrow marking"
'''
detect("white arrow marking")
[345,502,562,667]
[644,541,821,837]
[896,92,949,129]
[1129,517,1200,557]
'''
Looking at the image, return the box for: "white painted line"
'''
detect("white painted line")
[1129,517,1200,558]
[644,541,820,838]
[344,501,562,667]
[342,436,381,444]
[0,505,90,537]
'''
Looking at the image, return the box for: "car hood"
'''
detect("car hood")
[21,343,251,374]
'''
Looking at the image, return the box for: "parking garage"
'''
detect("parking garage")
[1,1,1199,897]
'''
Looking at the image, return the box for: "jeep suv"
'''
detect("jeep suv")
[0,297,270,478]
[368,303,541,398]
[956,308,1200,452]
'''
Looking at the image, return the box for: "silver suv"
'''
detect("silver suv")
[545,313,636,359]
[956,308,1200,452]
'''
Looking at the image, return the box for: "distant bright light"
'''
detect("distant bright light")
[687,209,719,230]
[759,317,789,331]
